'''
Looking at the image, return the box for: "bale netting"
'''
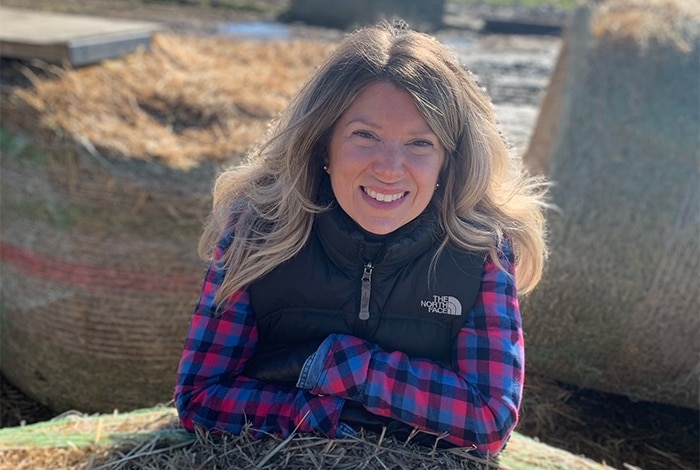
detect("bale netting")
[521,0,700,409]
[0,137,217,413]
[0,33,333,413]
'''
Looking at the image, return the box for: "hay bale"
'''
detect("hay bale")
[0,34,332,413]
[0,406,614,470]
[0,137,214,413]
[521,0,700,409]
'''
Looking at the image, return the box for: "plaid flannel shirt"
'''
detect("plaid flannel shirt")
[175,233,524,455]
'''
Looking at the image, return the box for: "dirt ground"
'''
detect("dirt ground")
[0,2,698,470]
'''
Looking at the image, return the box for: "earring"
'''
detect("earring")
[435,182,440,188]
[323,165,328,171]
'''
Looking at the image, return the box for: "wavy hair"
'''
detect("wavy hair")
[201,22,549,304]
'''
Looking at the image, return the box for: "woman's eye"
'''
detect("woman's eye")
[412,139,433,147]
[353,130,375,139]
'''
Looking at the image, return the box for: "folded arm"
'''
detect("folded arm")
[297,246,524,454]
[174,241,346,438]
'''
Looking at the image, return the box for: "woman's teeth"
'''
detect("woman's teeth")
[364,188,405,202]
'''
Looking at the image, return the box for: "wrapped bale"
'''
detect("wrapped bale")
[522,0,700,409]
[0,138,215,412]
[0,34,332,413]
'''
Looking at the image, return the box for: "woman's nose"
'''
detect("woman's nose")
[372,143,405,180]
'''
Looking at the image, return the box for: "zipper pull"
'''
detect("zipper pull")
[359,263,373,320]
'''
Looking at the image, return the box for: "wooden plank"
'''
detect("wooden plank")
[0,7,162,66]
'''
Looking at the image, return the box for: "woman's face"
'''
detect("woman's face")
[327,81,445,235]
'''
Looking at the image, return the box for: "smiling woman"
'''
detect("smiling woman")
[174,20,549,458]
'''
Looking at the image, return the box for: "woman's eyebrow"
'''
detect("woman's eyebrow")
[345,117,437,136]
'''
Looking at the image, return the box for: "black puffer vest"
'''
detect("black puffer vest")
[246,200,484,374]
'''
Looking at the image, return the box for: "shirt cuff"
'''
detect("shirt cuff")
[336,421,357,438]
[296,336,335,390]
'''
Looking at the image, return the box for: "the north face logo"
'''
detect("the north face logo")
[420,295,462,316]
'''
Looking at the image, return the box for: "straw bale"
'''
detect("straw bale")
[0,34,333,413]
[0,406,615,470]
[0,130,218,413]
[521,0,700,409]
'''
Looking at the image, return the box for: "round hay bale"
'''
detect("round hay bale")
[521,0,700,409]
[0,34,333,413]
[0,137,216,413]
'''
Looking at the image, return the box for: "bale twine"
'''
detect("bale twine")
[0,34,333,413]
[521,0,700,409]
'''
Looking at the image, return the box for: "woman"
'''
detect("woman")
[175,21,548,456]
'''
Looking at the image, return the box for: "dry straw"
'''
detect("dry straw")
[8,34,335,169]
[591,0,700,52]
[0,406,616,470]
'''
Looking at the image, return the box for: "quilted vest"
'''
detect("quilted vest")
[248,202,484,369]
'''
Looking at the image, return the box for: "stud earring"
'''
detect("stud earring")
[323,165,328,171]
[435,182,440,188]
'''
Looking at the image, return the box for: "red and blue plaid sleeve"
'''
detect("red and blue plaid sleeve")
[300,244,524,455]
[174,233,346,438]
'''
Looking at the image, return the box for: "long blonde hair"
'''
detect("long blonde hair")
[201,22,549,304]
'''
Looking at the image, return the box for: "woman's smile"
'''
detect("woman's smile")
[362,187,407,203]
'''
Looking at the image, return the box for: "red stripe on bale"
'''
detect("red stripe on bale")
[0,240,200,294]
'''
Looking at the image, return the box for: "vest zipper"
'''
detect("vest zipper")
[359,263,373,320]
